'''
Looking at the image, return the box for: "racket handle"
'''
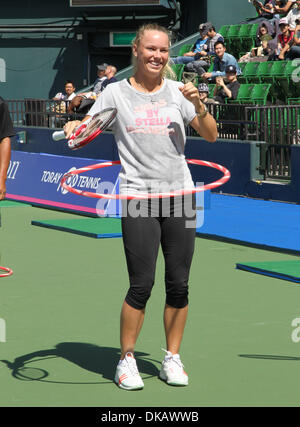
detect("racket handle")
[52,130,66,141]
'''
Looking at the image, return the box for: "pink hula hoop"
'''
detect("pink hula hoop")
[60,159,230,200]
[0,266,13,278]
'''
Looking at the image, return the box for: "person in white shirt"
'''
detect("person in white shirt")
[53,81,76,101]
[285,0,300,29]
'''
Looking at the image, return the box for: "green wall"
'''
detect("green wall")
[0,39,87,100]
[0,0,90,100]
[207,0,256,30]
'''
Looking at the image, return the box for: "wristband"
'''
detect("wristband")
[196,105,208,119]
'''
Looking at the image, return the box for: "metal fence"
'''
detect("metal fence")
[7,98,85,129]
[187,103,300,180]
[7,99,300,181]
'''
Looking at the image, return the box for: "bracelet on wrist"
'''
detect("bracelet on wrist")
[196,105,208,119]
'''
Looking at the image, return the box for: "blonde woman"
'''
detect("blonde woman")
[64,23,217,391]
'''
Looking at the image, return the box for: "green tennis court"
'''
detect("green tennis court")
[1,204,300,407]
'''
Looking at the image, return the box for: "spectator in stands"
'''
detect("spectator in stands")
[201,41,241,82]
[284,0,300,29]
[197,82,214,104]
[185,23,224,75]
[212,65,241,104]
[170,24,208,67]
[269,17,295,59]
[250,0,279,20]
[253,22,274,54]
[100,65,118,91]
[53,81,76,101]
[239,21,275,61]
[0,97,14,200]
[92,63,108,94]
[279,17,300,57]
[68,65,117,114]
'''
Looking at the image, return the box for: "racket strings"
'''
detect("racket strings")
[68,108,116,149]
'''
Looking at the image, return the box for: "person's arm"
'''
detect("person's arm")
[0,137,11,200]
[274,0,294,14]
[213,83,219,96]
[278,41,292,59]
[252,0,264,15]
[183,51,197,57]
[63,115,91,139]
[294,25,300,44]
[179,82,217,143]
[217,79,233,99]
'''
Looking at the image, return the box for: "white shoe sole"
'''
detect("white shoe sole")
[159,371,188,386]
[114,376,144,391]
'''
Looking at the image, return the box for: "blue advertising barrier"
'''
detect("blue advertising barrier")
[6,151,121,216]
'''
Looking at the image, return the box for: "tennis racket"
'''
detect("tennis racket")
[52,107,117,150]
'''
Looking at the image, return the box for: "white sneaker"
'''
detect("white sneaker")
[159,349,189,386]
[114,352,144,391]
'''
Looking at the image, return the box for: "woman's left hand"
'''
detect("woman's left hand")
[179,82,202,110]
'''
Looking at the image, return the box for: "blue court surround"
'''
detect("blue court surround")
[236,261,300,284]
[196,194,300,254]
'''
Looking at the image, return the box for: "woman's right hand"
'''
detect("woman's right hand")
[63,120,81,139]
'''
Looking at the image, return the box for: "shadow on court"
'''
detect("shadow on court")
[1,342,160,384]
[239,354,300,361]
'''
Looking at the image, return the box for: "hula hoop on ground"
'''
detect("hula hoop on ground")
[0,266,13,278]
[60,159,230,200]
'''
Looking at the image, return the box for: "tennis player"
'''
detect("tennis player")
[0,97,14,201]
[64,23,217,390]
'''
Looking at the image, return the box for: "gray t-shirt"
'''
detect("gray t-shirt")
[88,78,197,195]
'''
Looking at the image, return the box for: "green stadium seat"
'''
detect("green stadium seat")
[288,98,300,105]
[228,84,255,104]
[218,25,230,38]
[242,61,261,83]
[237,23,254,53]
[250,83,271,105]
[178,44,194,56]
[237,62,248,83]
[255,61,279,102]
[256,61,274,82]
[208,84,215,98]
[249,23,259,44]
[282,60,300,99]
[226,24,242,57]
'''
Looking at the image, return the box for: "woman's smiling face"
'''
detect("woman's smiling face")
[133,30,169,78]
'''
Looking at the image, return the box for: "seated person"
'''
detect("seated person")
[51,81,76,122]
[285,0,300,30]
[279,17,300,58]
[201,41,242,82]
[197,82,214,104]
[53,81,76,101]
[212,65,240,104]
[269,17,295,59]
[239,22,274,61]
[185,23,224,75]
[171,24,208,66]
[250,0,278,19]
[68,65,117,114]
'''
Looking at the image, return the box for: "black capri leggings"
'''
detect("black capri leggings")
[121,195,196,310]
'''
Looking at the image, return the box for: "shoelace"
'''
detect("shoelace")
[124,353,140,376]
[161,348,184,368]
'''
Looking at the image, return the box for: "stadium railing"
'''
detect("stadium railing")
[7,100,300,181]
